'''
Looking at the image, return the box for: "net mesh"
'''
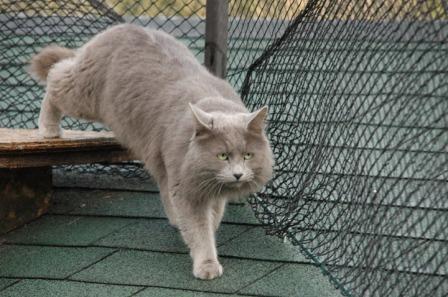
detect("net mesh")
[239,1,448,296]
[1,1,448,296]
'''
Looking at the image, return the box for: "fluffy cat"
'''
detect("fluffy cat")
[29,24,273,280]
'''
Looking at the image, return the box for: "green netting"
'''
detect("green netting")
[238,1,448,296]
[1,1,447,296]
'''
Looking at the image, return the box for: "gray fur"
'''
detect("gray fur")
[29,24,273,280]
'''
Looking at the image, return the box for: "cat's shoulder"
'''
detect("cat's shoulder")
[106,23,147,35]
[100,25,181,49]
[84,24,149,48]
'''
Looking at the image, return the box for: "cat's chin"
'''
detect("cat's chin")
[222,181,256,197]
[226,181,244,188]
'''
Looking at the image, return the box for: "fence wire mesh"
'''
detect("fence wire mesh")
[239,1,448,297]
[1,1,448,297]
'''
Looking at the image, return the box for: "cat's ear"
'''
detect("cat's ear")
[246,106,268,133]
[189,103,213,137]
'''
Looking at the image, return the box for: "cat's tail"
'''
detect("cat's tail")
[29,45,75,83]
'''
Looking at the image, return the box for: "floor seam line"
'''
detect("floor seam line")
[53,186,159,194]
[235,262,286,295]
[9,277,278,297]
[0,276,142,287]
[1,242,312,265]
[0,279,22,293]
[89,220,140,246]
[0,214,51,236]
[217,225,256,247]
[47,213,262,226]
[128,286,148,296]
[47,213,166,220]
[64,248,120,280]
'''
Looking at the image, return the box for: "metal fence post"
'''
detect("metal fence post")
[205,0,228,78]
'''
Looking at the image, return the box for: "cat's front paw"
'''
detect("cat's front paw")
[39,125,61,138]
[193,259,223,280]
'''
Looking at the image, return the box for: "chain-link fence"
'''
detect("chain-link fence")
[1,1,448,296]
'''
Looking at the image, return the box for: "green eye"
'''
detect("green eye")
[243,152,254,160]
[217,153,229,161]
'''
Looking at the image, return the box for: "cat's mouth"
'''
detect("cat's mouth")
[225,180,249,189]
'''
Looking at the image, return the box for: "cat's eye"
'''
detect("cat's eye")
[217,153,229,161]
[243,152,254,160]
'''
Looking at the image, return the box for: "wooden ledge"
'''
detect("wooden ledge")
[0,128,133,168]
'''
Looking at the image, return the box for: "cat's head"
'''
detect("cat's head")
[185,102,273,199]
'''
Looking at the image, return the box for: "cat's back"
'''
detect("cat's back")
[80,24,162,64]
[81,24,202,75]
[148,29,202,70]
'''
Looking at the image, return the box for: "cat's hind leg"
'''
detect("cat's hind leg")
[30,45,76,138]
[38,93,62,138]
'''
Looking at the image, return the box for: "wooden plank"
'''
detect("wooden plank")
[0,128,133,168]
[0,167,52,234]
[0,149,132,169]
[0,128,121,152]
[205,0,228,78]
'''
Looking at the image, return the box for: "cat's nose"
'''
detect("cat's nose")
[233,173,243,180]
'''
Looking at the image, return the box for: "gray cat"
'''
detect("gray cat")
[29,24,273,280]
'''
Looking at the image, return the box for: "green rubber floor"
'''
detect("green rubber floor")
[0,173,343,297]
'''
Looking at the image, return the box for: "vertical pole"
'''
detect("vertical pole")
[442,0,448,15]
[205,0,228,78]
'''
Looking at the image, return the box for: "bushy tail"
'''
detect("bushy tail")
[29,45,75,83]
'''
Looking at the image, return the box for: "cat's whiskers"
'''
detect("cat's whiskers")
[194,176,212,191]
[209,184,221,198]
[197,176,228,199]
[197,177,217,193]
[209,184,220,198]
[214,173,227,182]
[211,181,226,198]
[248,179,263,192]
[197,176,214,188]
